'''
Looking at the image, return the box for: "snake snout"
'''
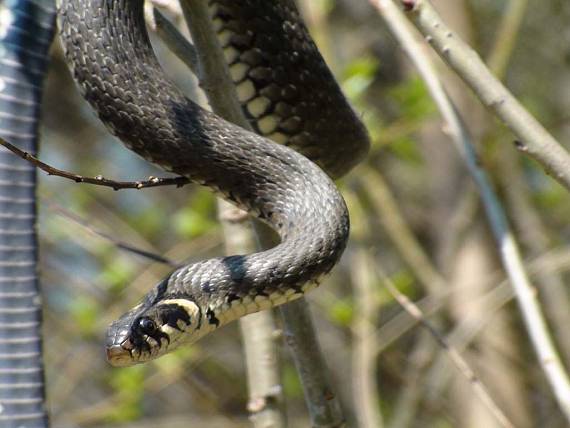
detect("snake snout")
[105,320,136,366]
[106,343,133,367]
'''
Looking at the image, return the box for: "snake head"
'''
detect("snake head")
[105,297,204,367]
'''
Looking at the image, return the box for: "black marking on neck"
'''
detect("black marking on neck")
[291,285,304,295]
[160,303,192,330]
[206,308,220,328]
[226,293,240,304]
[146,275,172,307]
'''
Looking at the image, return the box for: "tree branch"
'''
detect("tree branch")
[370,0,570,421]
[393,0,570,192]
[150,8,199,74]
[0,136,189,190]
[485,0,529,77]
[377,266,515,428]
[43,199,177,266]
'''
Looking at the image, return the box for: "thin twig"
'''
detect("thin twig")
[485,0,570,365]
[357,166,446,294]
[375,246,570,359]
[377,267,515,428]
[371,0,570,421]
[43,199,176,266]
[151,8,199,74]
[486,0,529,78]
[394,0,570,191]
[277,299,344,427]
[497,151,570,363]
[0,137,189,190]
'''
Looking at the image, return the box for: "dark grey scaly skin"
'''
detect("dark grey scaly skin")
[58,0,369,366]
[0,0,56,425]
[209,0,369,178]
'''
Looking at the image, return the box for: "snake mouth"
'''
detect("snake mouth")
[105,317,141,367]
[105,318,172,366]
[106,338,136,367]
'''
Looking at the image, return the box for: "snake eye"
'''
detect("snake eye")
[137,317,158,335]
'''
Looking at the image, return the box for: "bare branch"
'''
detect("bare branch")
[43,200,177,266]
[279,297,345,428]
[392,0,570,191]
[151,8,199,74]
[370,0,570,421]
[357,167,446,294]
[486,0,529,77]
[0,136,189,190]
[485,0,570,368]
[377,267,515,428]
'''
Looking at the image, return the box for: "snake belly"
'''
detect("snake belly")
[58,0,369,366]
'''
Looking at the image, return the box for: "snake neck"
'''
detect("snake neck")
[59,0,350,353]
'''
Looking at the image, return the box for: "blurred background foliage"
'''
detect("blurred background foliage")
[37,0,570,426]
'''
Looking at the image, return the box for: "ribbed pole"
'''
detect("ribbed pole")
[0,0,55,426]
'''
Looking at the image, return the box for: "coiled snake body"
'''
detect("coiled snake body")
[58,0,369,366]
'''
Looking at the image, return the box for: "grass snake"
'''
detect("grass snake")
[58,0,369,366]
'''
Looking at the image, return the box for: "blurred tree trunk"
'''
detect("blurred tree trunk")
[0,0,55,426]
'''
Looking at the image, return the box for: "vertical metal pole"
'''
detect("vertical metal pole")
[0,0,55,426]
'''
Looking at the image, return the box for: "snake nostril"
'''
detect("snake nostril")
[106,344,130,365]
[105,336,137,366]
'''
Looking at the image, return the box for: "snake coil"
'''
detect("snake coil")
[58,0,369,366]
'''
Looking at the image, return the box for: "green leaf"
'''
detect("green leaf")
[388,76,435,121]
[328,297,354,326]
[107,365,146,422]
[389,135,422,163]
[68,295,100,336]
[173,189,217,238]
[282,364,303,398]
[377,270,415,305]
[99,256,134,293]
[342,56,380,100]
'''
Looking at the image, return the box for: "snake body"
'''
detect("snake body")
[209,1,368,178]
[58,0,369,366]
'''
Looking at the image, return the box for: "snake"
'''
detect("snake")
[58,0,369,367]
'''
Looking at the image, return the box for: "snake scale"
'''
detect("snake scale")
[58,0,369,366]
